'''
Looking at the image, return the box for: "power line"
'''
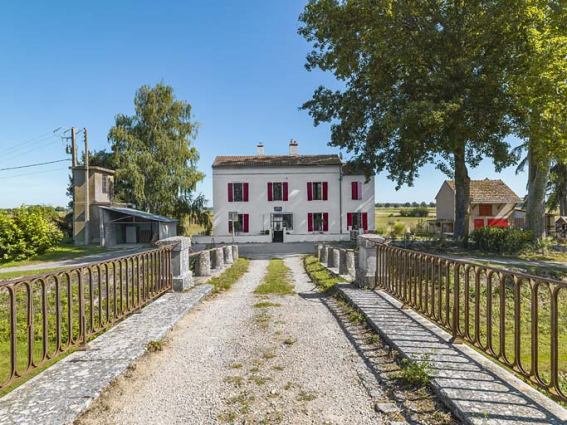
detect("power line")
[0,158,71,172]
[0,129,64,157]
[0,137,64,164]
[0,167,69,180]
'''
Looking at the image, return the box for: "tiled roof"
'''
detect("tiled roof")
[445,179,522,204]
[212,154,342,168]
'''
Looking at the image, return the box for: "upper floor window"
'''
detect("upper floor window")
[228,182,249,202]
[478,204,492,216]
[307,181,328,201]
[351,181,363,200]
[268,182,288,201]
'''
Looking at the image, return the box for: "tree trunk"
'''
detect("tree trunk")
[453,150,471,239]
[558,163,567,216]
[526,146,551,240]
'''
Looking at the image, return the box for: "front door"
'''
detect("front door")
[271,213,284,243]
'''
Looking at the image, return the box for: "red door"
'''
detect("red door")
[474,219,485,229]
[488,218,509,228]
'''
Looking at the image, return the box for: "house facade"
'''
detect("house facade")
[203,141,375,243]
[430,179,521,234]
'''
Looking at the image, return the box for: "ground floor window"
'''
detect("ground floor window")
[347,212,368,230]
[271,213,293,230]
[229,213,249,233]
[308,212,329,232]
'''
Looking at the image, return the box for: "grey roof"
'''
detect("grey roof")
[100,206,178,223]
[444,179,522,204]
[212,154,342,168]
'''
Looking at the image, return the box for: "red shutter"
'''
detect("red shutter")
[307,182,313,201]
[323,182,328,200]
[308,213,313,232]
[351,182,357,200]
[347,213,353,228]
[243,183,249,202]
[243,214,249,233]
[474,219,484,229]
[267,182,273,201]
[283,182,288,201]
[358,182,363,200]
[362,212,368,230]
[229,221,233,233]
[228,183,233,202]
[323,212,329,231]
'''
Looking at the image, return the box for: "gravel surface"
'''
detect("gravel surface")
[76,256,385,424]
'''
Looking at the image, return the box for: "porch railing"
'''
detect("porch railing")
[0,245,173,390]
[375,243,567,401]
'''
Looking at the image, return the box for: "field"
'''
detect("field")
[375,207,436,234]
[0,245,109,270]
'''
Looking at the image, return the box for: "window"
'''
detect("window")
[102,175,108,194]
[268,182,288,201]
[308,212,329,232]
[347,212,368,230]
[270,213,293,230]
[229,213,249,233]
[479,204,492,216]
[307,181,328,201]
[351,181,363,200]
[228,182,249,202]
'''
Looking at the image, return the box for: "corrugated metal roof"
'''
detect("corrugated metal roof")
[445,179,522,204]
[100,206,178,223]
[212,154,342,168]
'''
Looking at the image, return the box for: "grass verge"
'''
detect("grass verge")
[0,267,69,281]
[254,259,294,295]
[208,258,250,293]
[0,245,110,270]
[304,255,347,292]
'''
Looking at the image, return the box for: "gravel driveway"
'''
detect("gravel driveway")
[76,257,382,424]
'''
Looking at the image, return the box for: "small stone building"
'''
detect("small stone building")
[72,166,177,246]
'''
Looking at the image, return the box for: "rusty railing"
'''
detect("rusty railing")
[375,243,567,401]
[0,245,173,390]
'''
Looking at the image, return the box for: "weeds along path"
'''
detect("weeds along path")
[76,257,382,424]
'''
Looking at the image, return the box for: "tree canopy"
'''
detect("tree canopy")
[108,83,204,219]
[299,0,537,238]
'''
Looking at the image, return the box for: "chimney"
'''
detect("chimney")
[257,142,264,156]
[289,139,298,155]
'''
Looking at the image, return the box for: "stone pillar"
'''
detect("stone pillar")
[356,234,386,288]
[339,249,348,275]
[212,248,224,269]
[196,250,211,277]
[156,236,193,292]
[346,250,356,278]
[321,246,329,265]
[317,244,323,260]
[232,245,239,261]
[333,248,340,270]
[223,245,234,264]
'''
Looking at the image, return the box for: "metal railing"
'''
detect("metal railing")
[0,245,173,390]
[375,243,567,401]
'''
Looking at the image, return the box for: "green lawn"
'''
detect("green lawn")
[0,245,109,270]
[208,258,250,293]
[254,259,295,295]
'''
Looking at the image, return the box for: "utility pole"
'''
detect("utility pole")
[71,127,77,166]
[84,128,90,246]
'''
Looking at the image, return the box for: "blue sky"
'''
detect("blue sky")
[0,1,527,209]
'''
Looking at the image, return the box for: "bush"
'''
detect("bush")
[399,207,429,218]
[469,227,534,254]
[391,222,406,236]
[0,206,63,261]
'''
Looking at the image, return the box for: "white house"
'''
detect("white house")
[199,141,375,244]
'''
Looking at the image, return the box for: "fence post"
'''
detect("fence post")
[77,270,89,350]
[339,249,348,275]
[196,250,211,277]
[333,248,340,270]
[346,250,356,278]
[451,263,463,344]
[223,246,234,264]
[317,244,323,260]
[157,236,193,291]
[232,245,239,261]
[212,248,225,270]
[321,246,329,265]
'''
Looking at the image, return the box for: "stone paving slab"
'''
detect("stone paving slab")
[0,284,213,425]
[335,284,567,425]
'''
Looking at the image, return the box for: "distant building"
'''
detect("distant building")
[429,179,521,234]
[71,166,176,247]
[197,140,375,243]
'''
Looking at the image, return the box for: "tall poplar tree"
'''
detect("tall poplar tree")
[299,0,521,238]
[108,83,204,219]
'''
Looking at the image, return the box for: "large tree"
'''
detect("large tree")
[509,1,567,239]
[299,0,526,238]
[109,83,204,218]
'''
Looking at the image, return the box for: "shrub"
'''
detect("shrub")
[0,206,63,261]
[469,227,533,254]
[399,207,429,217]
[391,222,406,236]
